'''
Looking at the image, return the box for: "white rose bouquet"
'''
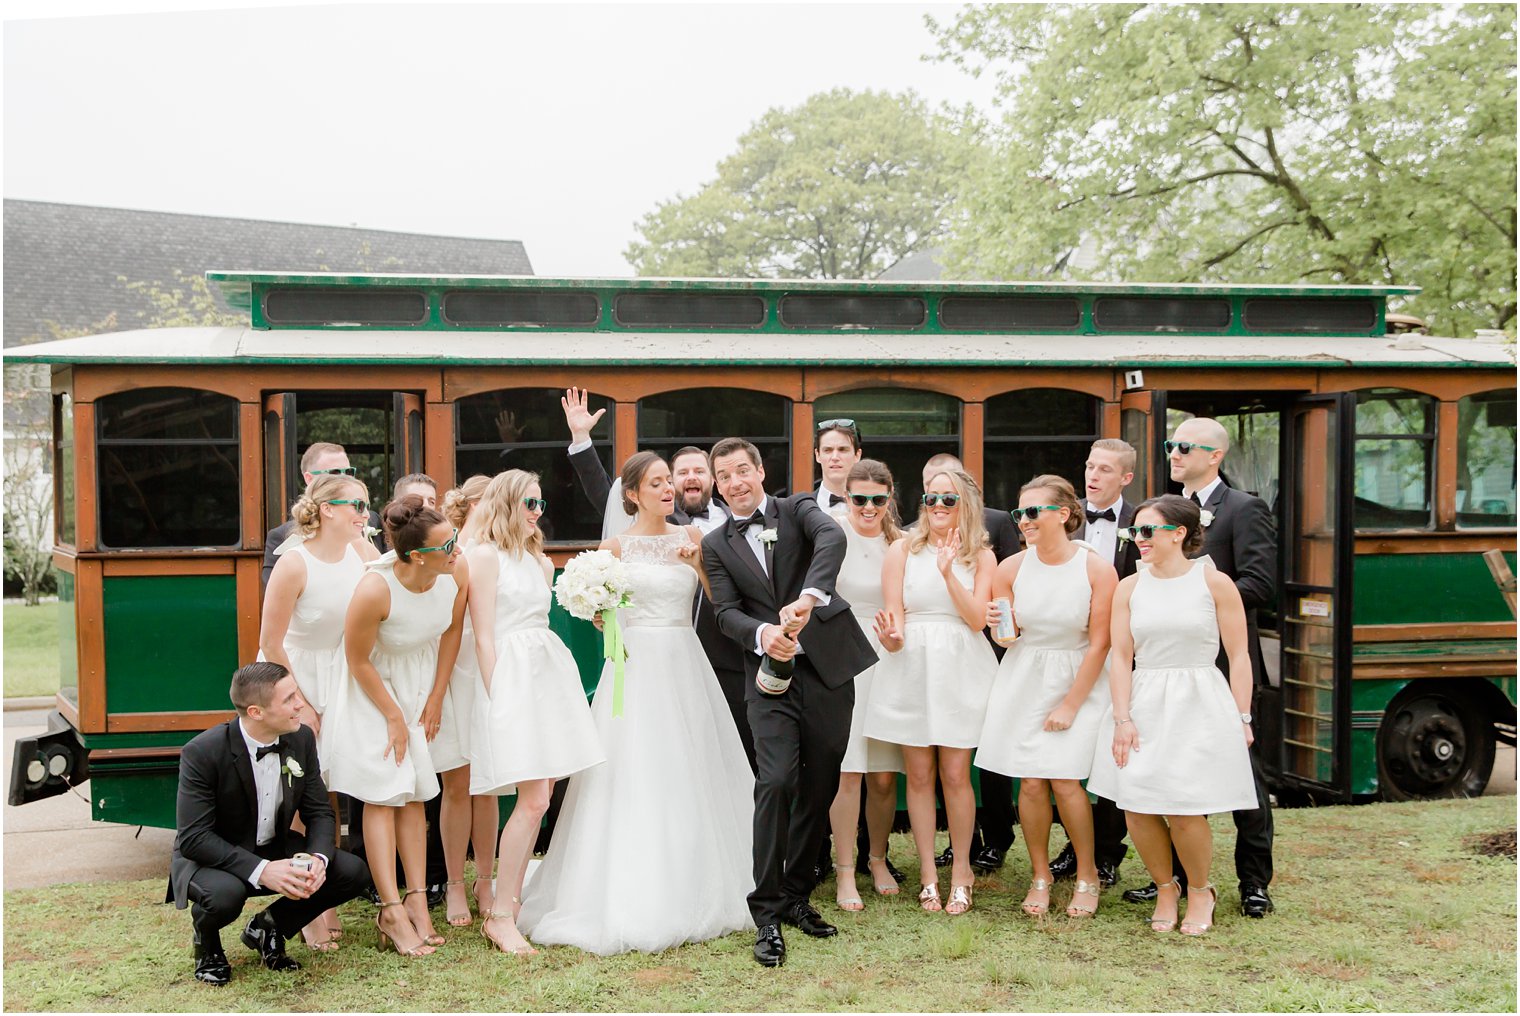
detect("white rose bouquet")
[554,550,635,716]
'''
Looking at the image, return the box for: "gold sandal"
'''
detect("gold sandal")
[481,910,538,956]
[1180,883,1216,936]
[918,883,942,913]
[374,900,433,957]
[1150,878,1183,933]
[403,888,446,946]
[1022,878,1051,916]
[443,879,472,927]
[867,854,900,896]
[1066,879,1100,918]
[946,883,973,915]
[833,864,864,912]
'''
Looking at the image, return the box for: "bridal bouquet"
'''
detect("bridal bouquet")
[554,550,634,716]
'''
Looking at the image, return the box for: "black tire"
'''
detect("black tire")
[1377,684,1496,801]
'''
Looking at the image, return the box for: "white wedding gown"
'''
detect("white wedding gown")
[517,531,755,955]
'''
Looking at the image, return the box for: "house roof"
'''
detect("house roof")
[2,199,533,347]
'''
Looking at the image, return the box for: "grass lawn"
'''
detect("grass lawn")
[3,602,61,698]
[3,796,1514,1012]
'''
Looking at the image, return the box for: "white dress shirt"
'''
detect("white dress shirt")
[1184,476,1224,507]
[685,500,729,535]
[1084,496,1124,566]
[814,482,849,517]
[735,495,831,655]
[239,719,284,888]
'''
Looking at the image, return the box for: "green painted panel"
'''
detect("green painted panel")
[1350,727,1380,796]
[102,575,239,714]
[57,569,77,692]
[548,569,607,699]
[1352,552,1518,625]
[92,769,179,829]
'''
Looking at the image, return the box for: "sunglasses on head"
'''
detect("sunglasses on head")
[1164,440,1219,456]
[310,466,357,477]
[523,497,547,512]
[1118,524,1181,542]
[328,498,368,515]
[921,493,961,508]
[1010,505,1061,522]
[414,530,459,555]
[849,493,891,507]
[816,417,859,434]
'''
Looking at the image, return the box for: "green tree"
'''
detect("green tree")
[626,88,981,279]
[933,3,1516,335]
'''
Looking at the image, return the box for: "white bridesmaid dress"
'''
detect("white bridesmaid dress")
[833,521,904,774]
[268,541,364,719]
[427,538,478,774]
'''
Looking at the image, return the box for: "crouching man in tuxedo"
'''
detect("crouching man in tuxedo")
[166,662,370,985]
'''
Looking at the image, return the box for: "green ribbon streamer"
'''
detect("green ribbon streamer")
[602,606,628,718]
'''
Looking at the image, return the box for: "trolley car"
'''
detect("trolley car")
[8,271,1515,826]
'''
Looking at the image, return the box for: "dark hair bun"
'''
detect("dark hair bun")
[1137,493,1207,555]
[383,495,445,561]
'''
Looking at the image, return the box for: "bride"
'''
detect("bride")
[517,451,755,954]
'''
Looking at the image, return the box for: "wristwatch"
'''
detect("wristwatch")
[1239,712,1253,724]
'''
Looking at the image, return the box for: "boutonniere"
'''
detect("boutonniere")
[757,528,779,546]
[281,757,303,787]
[363,525,381,540]
[1199,509,1215,528]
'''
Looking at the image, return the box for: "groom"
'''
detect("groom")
[701,438,875,967]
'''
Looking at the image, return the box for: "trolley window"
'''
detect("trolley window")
[638,389,790,496]
[983,389,1101,513]
[454,388,612,544]
[780,294,927,329]
[1352,388,1434,530]
[95,388,241,549]
[813,388,959,518]
[1456,389,1517,529]
[55,392,75,547]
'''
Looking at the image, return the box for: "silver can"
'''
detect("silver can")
[290,852,314,874]
[994,597,1018,643]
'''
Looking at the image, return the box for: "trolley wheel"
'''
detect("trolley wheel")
[1377,685,1496,801]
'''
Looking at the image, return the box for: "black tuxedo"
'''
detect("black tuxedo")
[702,493,876,926]
[570,444,755,768]
[969,506,1023,855]
[166,720,369,943]
[260,515,384,589]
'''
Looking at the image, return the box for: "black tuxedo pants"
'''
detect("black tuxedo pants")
[747,658,852,927]
[187,843,370,943]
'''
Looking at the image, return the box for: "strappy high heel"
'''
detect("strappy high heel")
[1150,877,1183,933]
[946,883,973,915]
[1022,877,1051,916]
[374,900,434,957]
[403,888,445,945]
[867,854,900,896]
[443,879,472,927]
[833,864,864,912]
[1180,882,1217,936]
[481,910,538,956]
[918,883,942,912]
[1067,879,1101,918]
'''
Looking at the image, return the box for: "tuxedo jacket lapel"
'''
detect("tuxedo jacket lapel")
[762,497,781,592]
[724,518,771,591]
[225,721,258,827]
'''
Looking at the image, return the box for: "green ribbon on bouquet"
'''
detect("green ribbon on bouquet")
[601,606,629,717]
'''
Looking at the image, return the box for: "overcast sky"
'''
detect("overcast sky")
[4,1,997,277]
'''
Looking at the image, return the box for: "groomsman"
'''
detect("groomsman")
[921,453,1022,875]
[166,662,370,985]
[559,388,754,769]
[1121,417,1278,918]
[260,442,383,588]
[814,418,863,513]
[1050,438,1138,887]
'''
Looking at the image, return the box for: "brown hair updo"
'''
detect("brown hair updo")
[1019,474,1084,535]
[619,451,668,517]
[846,458,902,542]
[1135,493,1207,555]
[442,474,490,529]
[383,494,447,562]
[291,474,369,537]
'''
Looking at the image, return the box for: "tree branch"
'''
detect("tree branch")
[1200,218,1300,269]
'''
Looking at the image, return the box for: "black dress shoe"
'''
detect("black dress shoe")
[782,900,837,938]
[1122,878,1187,903]
[1239,883,1275,918]
[934,846,953,868]
[753,924,785,967]
[240,909,301,972]
[426,882,446,908]
[1096,860,1120,889]
[1048,844,1078,881]
[812,861,831,888]
[193,932,231,986]
[362,883,381,906]
[970,845,1006,874]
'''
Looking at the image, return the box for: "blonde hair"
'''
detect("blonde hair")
[908,467,988,567]
[442,474,490,529]
[1020,473,1084,535]
[846,458,902,543]
[1089,438,1137,474]
[475,469,544,558]
[290,475,369,537]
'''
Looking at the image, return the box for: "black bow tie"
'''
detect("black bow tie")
[1086,507,1116,524]
[1188,492,1203,506]
[254,740,282,761]
[688,506,709,520]
[734,513,768,534]
[824,492,844,508]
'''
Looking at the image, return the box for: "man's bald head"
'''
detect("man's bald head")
[1168,416,1230,491]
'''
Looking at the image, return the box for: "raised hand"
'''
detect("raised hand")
[560,386,607,444]
[873,608,903,653]
[494,408,524,444]
[935,530,962,577]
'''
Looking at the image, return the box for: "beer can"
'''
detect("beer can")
[994,598,1018,643]
[290,852,314,873]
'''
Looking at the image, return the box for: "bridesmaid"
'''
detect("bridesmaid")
[826,459,906,911]
[327,495,467,957]
[466,470,604,955]
[866,467,997,915]
[1087,494,1258,936]
[975,475,1116,920]
[428,475,501,929]
[259,472,378,950]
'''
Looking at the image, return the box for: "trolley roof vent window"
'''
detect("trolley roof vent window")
[612,292,766,328]
[939,295,1082,331]
[442,290,600,327]
[262,287,428,327]
[1093,296,1231,333]
[779,294,927,329]
[1243,297,1377,334]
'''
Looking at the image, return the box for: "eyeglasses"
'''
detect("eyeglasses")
[1118,524,1181,542]
[849,493,891,507]
[309,466,357,476]
[1010,505,1061,521]
[921,493,961,508]
[329,498,368,515]
[816,417,859,434]
[1164,441,1219,456]
[414,530,459,555]
[523,497,547,512]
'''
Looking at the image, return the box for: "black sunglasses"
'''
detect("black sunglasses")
[921,493,961,508]
[1010,505,1061,521]
[1163,440,1219,456]
[329,498,369,515]
[310,466,357,477]
[849,493,891,507]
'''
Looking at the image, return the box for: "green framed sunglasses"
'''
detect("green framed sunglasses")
[328,498,368,515]
[1010,505,1061,522]
[921,493,961,508]
[523,497,547,512]
[1118,524,1180,542]
[414,529,459,555]
[1163,440,1218,456]
[310,466,357,476]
